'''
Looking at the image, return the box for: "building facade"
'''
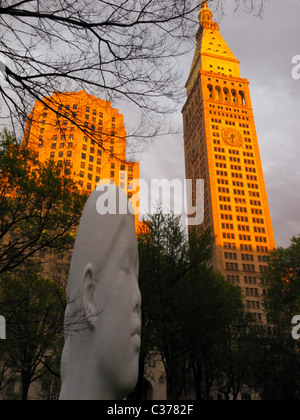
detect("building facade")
[24,90,140,225]
[183,1,276,321]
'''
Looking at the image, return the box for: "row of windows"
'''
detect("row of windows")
[243,264,256,272]
[81,163,101,173]
[255,236,268,243]
[218,188,260,198]
[231,172,243,179]
[56,104,114,122]
[224,253,264,262]
[247,301,261,313]
[223,242,236,249]
[207,85,246,105]
[80,155,134,173]
[79,172,101,183]
[82,145,103,154]
[214,153,257,167]
[78,183,134,196]
[223,242,270,255]
[227,276,260,286]
[209,110,249,121]
[225,262,267,273]
[244,276,257,285]
[245,159,255,165]
[229,156,240,162]
[78,181,97,191]
[210,105,248,116]
[227,275,259,287]
[48,159,72,167]
[214,140,251,152]
[249,191,260,198]
[52,135,74,141]
[80,172,133,188]
[219,197,262,208]
[50,151,72,159]
[242,254,254,261]
[51,142,73,149]
[207,77,244,90]
[216,170,228,177]
[220,210,265,224]
[221,213,233,220]
[222,223,264,233]
[52,119,116,135]
[245,288,259,297]
[213,147,254,161]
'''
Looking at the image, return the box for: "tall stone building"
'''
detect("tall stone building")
[24,90,140,226]
[183,1,276,321]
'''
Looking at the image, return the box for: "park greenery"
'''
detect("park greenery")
[135,211,300,400]
[0,129,87,399]
[0,129,299,400]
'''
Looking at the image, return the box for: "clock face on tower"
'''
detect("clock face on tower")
[222,128,243,147]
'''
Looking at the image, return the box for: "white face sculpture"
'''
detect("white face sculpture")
[60,186,141,400]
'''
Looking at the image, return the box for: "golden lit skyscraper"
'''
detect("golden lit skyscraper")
[24,90,140,227]
[183,2,276,321]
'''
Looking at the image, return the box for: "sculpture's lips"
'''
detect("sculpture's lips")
[131,333,141,350]
[132,333,141,342]
[131,326,141,339]
[131,318,141,349]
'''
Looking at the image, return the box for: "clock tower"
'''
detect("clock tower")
[183,1,276,321]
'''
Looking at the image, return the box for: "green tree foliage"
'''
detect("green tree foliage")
[0,128,88,399]
[261,236,300,326]
[0,128,88,276]
[0,265,65,400]
[136,210,248,400]
[249,236,300,400]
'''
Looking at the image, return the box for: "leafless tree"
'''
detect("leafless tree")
[0,0,265,148]
[0,1,200,138]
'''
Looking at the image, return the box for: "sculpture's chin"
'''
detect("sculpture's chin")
[102,356,140,399]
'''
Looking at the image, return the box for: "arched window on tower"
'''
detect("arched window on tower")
[208,84,214,99]
[215,86,222,101]
[231,89,238,104]
[239,91,246,106]
[224,88,230,102]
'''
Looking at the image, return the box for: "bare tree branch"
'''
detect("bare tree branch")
[0,0,265,147]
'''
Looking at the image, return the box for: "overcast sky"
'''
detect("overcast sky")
[1,0,298,248]
[130,0,300,248]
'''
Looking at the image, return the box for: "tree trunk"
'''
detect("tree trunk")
[167,368,183,400]
[192,361,203,401]
[21,373,31,401]
[135,354,146,400]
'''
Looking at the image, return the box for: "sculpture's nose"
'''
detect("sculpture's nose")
[133,287,142,315]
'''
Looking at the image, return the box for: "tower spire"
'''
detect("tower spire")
[199,0,218,31]
[201,0,209,10]
[199,0,213,22]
